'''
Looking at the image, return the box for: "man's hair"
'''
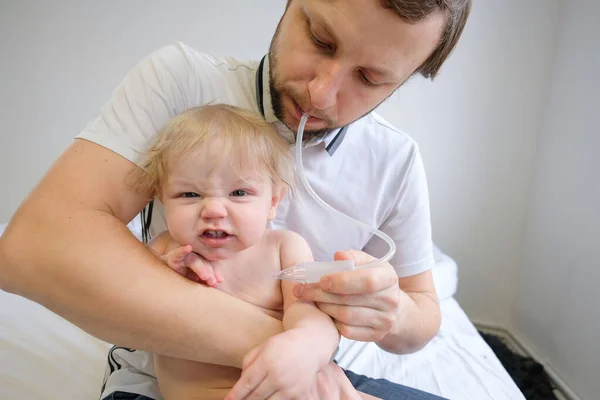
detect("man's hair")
[133,104,293,197]
[381,0,472,79]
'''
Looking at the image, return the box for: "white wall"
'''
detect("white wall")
[378,0,560,325]
[0,0,558,328]
[0,0,284,219]
[514,1,600,398]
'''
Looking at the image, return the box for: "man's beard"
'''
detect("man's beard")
[268,22,336,141]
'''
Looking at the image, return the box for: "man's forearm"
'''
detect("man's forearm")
[376,290,441,354]
[0,210,282,368]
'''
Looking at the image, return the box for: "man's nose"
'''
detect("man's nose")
[308,60,344,110]
[200,198,227,219]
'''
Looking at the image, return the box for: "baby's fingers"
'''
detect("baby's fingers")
[213,263,224,284]
[189,261,220,287]
[170,245,193,262]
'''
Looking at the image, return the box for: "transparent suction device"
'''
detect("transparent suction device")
[273,114,396,283]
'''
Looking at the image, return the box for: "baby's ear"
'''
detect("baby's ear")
[268,185,287,221]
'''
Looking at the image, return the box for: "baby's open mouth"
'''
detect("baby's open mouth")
[203,230,229,238]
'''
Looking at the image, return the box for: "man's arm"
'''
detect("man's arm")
[0,139,282,368]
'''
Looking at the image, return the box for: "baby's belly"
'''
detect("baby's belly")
[155,354,241,400]
[154,293,283,400]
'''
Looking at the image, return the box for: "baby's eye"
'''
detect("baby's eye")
[181,192,199,198]
[230,189,247,197]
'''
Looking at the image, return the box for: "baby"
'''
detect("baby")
[132,104,341,400]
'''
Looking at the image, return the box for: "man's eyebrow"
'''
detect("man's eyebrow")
[368,65,402,82]
[305,7,402,83]
[308,11,339,43]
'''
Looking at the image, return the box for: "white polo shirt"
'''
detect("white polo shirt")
[77,42,434,399]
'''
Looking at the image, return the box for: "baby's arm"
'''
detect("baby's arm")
[225,231,340,400]
[280,231,340,363]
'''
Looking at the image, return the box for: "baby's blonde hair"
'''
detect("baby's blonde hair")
[133,104,293,197]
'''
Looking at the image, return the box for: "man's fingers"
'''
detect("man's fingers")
[294,283,371,306]
[334,249,376,265]
[333,320,384,342]
[317,303,396,332]
[294,282,399,308]
[319,265,397,295]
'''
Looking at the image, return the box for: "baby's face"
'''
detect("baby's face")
[160,150,280,261]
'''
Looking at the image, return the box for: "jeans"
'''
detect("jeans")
[102,370,447,400]
[343,369,447,400]
[102,393,153,400]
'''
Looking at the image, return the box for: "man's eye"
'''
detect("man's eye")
[310,31,332,51]
[359,71,376,86]
[181,192,199,198]
[230,189,248,197]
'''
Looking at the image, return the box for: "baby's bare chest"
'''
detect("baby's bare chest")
[215,247,284,316]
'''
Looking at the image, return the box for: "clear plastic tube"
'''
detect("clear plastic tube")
[273,114,396,283]
[294,114,396,265]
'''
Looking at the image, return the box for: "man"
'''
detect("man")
[0,0,471,399]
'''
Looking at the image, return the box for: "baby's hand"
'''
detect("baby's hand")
[161,245,193,276]
[161,246,223,287]
[184,251,224,287]
[225,328,324,400]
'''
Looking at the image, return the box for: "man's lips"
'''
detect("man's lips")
[293,100,323,123]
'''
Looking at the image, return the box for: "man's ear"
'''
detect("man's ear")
[268,186,287,221]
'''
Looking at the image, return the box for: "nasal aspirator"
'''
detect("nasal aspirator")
[273,114,396,283]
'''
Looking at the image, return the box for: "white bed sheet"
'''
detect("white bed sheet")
[0,222,524,399]
[335,297,525,400]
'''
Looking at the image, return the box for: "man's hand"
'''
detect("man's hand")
[292,250,401,342]
[293,249,441,353]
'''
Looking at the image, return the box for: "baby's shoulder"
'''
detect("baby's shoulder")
[263,229,308,250]
[263,229,311,260]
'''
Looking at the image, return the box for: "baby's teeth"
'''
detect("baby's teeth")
[206,230,226,238]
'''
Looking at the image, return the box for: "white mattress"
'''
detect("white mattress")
[336,298,525,399]
[0,222,524,399]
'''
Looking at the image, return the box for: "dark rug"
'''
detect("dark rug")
[478,331,558,400]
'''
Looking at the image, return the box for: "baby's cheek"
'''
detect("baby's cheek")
[242,220,268,247]
[167,210,195,242]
